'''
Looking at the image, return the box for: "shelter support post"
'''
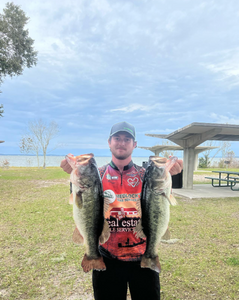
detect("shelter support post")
[183,147,195,189]
[194,153,198,171]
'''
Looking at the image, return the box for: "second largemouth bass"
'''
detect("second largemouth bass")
[135,156,178,273]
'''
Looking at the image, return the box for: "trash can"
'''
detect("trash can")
[172,170,183,188]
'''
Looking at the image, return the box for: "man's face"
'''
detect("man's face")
[108,132,137,160]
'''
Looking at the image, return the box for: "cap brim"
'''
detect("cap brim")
[110,130,135,139]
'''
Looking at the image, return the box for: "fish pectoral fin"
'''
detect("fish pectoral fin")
[99,219,110,244]
[69,193,74,205]
[75,192,83,208]
[72,227,84,245]
[168,194,178,206]
[161,227,170,240]
[133,220,146,239]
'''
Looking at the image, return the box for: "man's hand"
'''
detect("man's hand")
[169,159,183,176]
[60,154,73,174]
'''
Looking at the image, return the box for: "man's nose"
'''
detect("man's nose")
[118,139,126,145]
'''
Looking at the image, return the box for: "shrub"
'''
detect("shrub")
[0,159,10,169]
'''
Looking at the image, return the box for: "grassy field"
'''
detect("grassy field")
[0,167,239,299]
[194,168,239,184]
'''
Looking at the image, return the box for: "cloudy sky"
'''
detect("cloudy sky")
[1,0,239,157]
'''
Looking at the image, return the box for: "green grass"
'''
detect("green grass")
[194,167,239,184]
[1,167,239,299]
[0,167,69,180]
[197,167,239,172]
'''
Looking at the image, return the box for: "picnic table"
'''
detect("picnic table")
[205,170,239,191]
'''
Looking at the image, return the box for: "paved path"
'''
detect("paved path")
[173,184,239,199]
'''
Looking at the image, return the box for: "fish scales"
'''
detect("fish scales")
[66,154,110,273]
[136,156,177,273]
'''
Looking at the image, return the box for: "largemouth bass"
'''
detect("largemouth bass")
[66,153,110,273]
[134,156,178,273]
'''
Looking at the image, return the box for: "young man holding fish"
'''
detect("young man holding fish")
[60,121,183,300]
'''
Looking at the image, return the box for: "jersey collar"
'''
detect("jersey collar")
[109,160,134,171]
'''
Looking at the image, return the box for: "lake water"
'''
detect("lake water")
[0,155,150,168]
[0,155,229,168]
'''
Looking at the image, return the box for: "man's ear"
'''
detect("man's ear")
[134,141,137,148]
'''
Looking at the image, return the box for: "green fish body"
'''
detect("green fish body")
[135,156,177,273]
[66,154,110,272]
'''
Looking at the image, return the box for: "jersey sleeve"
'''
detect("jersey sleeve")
[98,164,108,179]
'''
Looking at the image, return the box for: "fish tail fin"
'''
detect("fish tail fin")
[141,255,161,273]
[81,254,106,273]
[99,219,110,244]
[72,227,84,245]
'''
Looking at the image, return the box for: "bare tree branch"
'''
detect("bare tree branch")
[20,119,59,168]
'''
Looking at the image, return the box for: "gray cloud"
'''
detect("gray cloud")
[1,0,239,155]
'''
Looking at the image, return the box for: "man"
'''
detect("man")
[60,121,183,300]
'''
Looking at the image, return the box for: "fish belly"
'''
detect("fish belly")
[145,190,170,258]
[72,184,102,259]
[141,184,171,273]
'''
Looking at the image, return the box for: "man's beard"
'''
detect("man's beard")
[114,154,129,160]
[110,148,131,160]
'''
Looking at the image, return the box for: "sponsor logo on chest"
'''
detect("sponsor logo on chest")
[106,173,118,180]
[127,177,139,187]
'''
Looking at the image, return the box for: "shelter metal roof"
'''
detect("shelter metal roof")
[146,122,239,142]
[139,145,218,152]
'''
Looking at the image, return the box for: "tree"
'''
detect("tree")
[0,2,38,115]
[0,104,3,117]
[160,140,177,158]
[218,141,233,168]
[224,150,238,168]
[199,154,210,168]
[200,141,232,168]
[19,134,40,167]
[221,141,232,159]
[20,120,59,168]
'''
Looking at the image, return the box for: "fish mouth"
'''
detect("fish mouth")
[65,153,94,167]
[149,156,178,172]
[149,156,167,167]
[75,153,94,165]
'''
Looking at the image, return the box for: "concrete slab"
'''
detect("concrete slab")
[172,184,239,199]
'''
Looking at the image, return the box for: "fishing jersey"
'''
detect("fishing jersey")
[98,160,146,262]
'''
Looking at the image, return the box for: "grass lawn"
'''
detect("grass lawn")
[0,167,239,299]
[193,167,239,184]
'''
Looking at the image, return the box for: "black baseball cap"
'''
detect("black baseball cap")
[109,121,136,139]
